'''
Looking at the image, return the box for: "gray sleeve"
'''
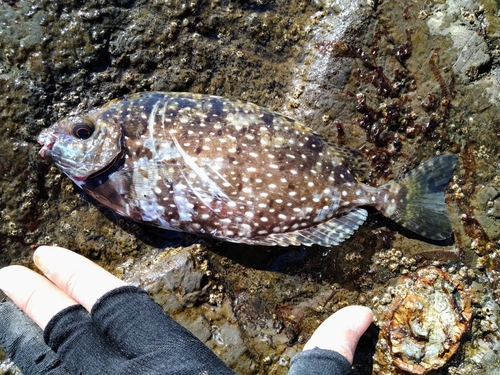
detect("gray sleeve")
[288,348,352,375]
[0,301,71,375]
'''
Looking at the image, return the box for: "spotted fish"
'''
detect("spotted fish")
[37,92,458,246]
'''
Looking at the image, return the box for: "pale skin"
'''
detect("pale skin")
[0,246,373,365]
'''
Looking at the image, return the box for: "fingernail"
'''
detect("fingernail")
[33,246,50,273]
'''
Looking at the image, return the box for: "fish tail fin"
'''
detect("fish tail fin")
[379,154,458,240]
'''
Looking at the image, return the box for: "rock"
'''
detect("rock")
[2,0,500,373]
[472,177,500,241]
[426,0,491,82]
[119,245,208,314]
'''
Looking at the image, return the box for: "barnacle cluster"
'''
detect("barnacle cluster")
[372,247,417,274]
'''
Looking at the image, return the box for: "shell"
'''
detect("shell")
[376,266,472,374]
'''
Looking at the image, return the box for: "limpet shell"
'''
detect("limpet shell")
[380,266,472,374]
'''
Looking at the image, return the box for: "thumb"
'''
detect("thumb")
[303,305,373,364]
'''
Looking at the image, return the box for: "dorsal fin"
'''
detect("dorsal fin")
[322,140,369,179]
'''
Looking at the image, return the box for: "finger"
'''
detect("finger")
[303,305,373,364]
[34,246,127,312]
[0,266,77,330]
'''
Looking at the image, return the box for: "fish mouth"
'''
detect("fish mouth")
[38,140,54,161]
[37,128,58,161]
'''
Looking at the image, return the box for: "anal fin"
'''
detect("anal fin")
[262,208,368,247]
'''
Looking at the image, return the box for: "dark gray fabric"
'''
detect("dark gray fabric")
[44,286,236,375]
[0,301,71,375]
[288,347,353,375]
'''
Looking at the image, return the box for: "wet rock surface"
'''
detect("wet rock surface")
[472,176,500,242]
[1,0,500,374]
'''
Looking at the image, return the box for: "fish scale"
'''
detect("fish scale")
[38,92,458,246]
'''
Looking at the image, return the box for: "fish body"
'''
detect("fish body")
[38,92,457,246]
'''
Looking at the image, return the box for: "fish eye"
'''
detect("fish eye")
[72,122,95,139]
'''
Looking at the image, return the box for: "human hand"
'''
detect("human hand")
[286,304,372,374]
[303,305,373,364]
[0,245,126,330]
[0,246,372,375]
[0,246,236,375]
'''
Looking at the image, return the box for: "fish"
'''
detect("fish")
[37,92,458,247]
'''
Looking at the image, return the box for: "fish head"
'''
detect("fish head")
[37,108,123,181]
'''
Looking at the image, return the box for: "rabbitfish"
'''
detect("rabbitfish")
[38,92,458,246]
